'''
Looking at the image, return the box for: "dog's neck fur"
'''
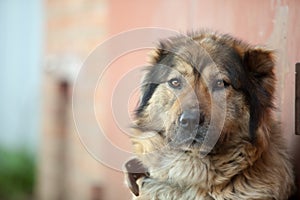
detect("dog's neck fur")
[132,124,270,190]
[145,141,260,189]
[130,119,294,199]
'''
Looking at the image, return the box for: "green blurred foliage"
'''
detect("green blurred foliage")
[0,147,36,200]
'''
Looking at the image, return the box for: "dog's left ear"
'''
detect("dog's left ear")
[243,48,276,142]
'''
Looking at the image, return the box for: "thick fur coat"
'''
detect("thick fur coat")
[125,31,295,200]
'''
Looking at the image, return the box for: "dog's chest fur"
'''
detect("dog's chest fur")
[132,131,294,200]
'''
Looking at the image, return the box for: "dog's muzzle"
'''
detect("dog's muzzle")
[167,109,208,149]
[179,110,204,129]
[178,110,205,140]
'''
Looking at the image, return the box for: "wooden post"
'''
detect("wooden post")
[296,63,300,135]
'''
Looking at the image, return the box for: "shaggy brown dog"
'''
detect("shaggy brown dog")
[125,31,295,200]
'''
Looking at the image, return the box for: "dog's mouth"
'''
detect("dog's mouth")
[167,125,210,152]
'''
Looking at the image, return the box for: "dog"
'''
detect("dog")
[124,30,295,200]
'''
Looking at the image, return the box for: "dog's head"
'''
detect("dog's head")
[133,31,275,154]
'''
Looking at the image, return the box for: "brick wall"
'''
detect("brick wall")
[36,0,130,199]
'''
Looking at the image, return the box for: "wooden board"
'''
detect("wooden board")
[296,63,300,135]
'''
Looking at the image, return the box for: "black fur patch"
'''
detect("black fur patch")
[135,83,158,115]
[135,55,175,116]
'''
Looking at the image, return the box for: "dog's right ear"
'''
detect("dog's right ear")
[148,40,173,64]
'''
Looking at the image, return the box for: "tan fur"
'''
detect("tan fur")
[127,31,295,200]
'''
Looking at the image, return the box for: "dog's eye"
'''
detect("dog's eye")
[168,78,181,89]
[216,80,224,88]
[215,80,230,90]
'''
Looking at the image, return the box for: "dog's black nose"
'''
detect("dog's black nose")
[179,110,204,130]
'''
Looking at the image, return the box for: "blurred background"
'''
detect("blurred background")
[0,0,299,200]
